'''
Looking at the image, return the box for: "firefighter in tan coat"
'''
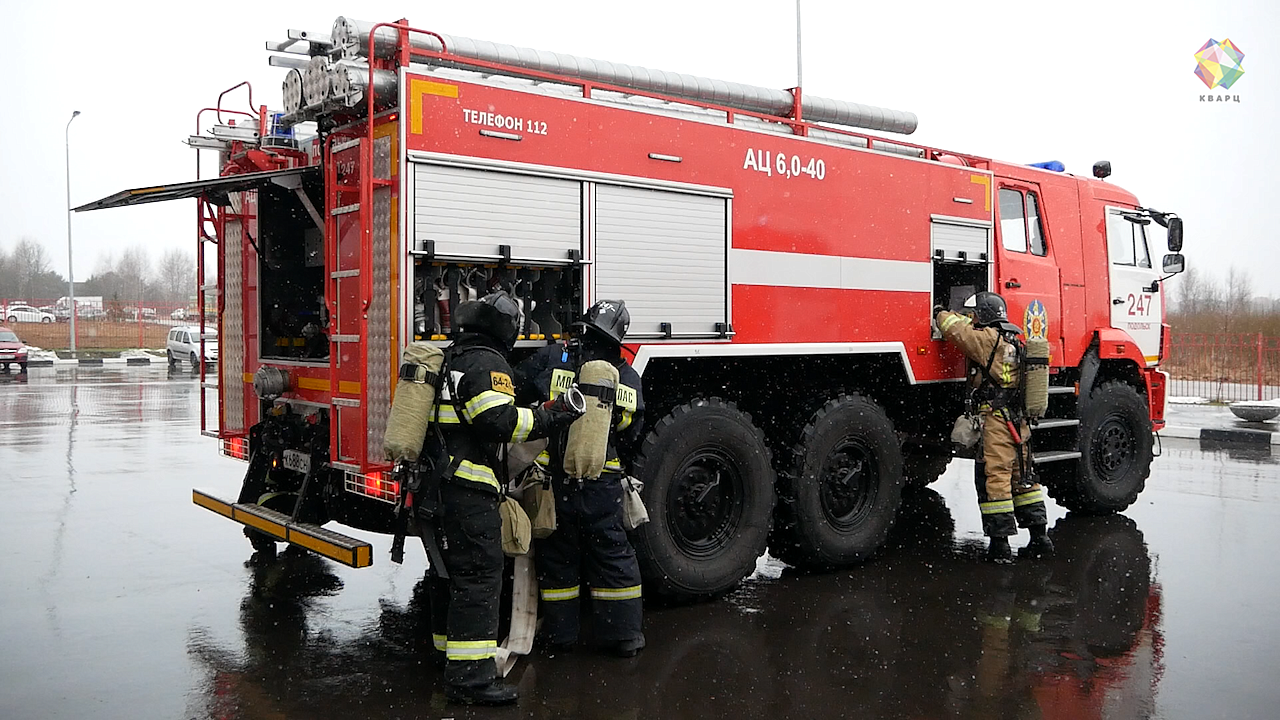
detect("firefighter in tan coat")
[935,292,1053,563]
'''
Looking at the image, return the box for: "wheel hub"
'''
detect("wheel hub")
[819,439,876,530]
[668,450,742,559]
[1093,416,1136,481]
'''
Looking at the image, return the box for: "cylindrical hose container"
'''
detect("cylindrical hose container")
[1023,336,1051,420]
[383,342,445,462]
[563,360,618,479]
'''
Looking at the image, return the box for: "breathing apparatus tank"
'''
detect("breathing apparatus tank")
[382,342,445,461]
[1023,336,1051,420]
[563,360,619,479]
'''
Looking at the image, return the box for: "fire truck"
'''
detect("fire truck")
[78,17,1186,601]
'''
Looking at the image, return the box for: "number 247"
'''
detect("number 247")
[1127,294,1153,316]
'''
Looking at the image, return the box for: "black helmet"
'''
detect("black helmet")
[965,292,1022,334]
[455,290,521,349]
[574,299,630,345]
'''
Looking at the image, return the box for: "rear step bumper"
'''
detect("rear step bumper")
[193,489,373,568]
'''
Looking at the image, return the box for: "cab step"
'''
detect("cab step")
[1031,450,1082,464]
[1033,418,1080,430]
[192,489,373,568]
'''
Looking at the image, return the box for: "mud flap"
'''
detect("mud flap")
[495,550,538,677]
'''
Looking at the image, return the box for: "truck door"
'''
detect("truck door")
[995,184,1063,360]
[1104,208,1161,363]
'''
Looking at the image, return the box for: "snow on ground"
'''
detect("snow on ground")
[747,551,787,581]
[1168,396,1210,405]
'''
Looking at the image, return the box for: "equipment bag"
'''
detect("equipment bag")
[951,413,983,449]
[621,476,649,531]
[563,360,619,479]
[499,495,532,556]
[517,466,558,538]
[383,342,445,462]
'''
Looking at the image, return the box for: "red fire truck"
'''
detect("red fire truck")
[78,17,1185,601]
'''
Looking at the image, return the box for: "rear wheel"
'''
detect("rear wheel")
[5,316,15,323]
[1046,381,1152,514]
[771,395,904,568]
[631,398,775,602]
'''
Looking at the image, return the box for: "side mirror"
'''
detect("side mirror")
[1167,216,1183,252]
[1162,253,1185,275]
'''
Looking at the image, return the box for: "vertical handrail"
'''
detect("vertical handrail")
[1258,332,1264,402]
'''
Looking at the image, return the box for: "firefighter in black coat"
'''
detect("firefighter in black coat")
[514,299,647,657]
[424,291,582,705]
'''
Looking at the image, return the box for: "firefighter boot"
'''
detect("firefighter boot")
[612,633,646,658]
[1022,524,1055,559]
[445,680,519,706]
[986,536,1013,564]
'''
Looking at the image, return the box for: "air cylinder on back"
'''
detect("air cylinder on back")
[563,360,619,479]
[383,342,445,462]
[1023,337,1051,420]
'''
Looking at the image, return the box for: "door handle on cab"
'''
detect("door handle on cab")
[1004,279,1021,289]
[1113,298,1124,305]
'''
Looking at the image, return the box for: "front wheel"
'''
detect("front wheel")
[630,398,775,602]
[1047,381,1153,514]
[167,350,177,368]
[190,352,199,370]
[771,394,904,568]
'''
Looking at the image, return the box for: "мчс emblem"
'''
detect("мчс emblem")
[1024,299,1048,340]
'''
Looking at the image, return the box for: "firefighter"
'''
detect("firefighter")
[935,293,1053,563]
[514,299,647,657]
[424,290,583,705]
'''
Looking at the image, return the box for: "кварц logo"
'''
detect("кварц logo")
[1193,38,1245,90]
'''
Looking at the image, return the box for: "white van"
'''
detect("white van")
[167,326,217,369]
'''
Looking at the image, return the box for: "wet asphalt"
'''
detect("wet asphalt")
[2,367,1278,720]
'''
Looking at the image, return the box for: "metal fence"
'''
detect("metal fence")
[1,298,209,351]
[1165,333,1280,403]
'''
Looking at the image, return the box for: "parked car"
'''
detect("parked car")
[0,326,27,373]
[77,306,106,320]
[4,305,55,323]
[170,308,188,321]
[167,325,217,369]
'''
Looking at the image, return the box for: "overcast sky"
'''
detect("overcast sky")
[3,0,1277,294]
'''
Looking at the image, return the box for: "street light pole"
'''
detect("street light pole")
[65,110,80,356]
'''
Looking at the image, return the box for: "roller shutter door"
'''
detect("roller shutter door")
[594,185,728,338]
[413,164,582,262]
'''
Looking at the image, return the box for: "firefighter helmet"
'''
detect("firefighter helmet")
[455,290,522,349]
[964,292,1022,334]
[574,299,630,346]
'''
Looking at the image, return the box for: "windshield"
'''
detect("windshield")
[0,331,19,343]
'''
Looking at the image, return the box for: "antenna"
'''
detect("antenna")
[795,0,803,88]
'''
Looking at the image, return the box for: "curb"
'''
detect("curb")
[1162,424,1279,446]
[27,356,163,367]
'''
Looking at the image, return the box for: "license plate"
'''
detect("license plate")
[283,450,311,474]
[0,354,12,360]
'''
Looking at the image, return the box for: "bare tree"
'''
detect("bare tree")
[156,247,195,305]
[11,238,52,299]
[1224,266,1254,331]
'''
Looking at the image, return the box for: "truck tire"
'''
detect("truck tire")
[630,398,775,602]
[1047,381,1152,514]
[771,394,904,568]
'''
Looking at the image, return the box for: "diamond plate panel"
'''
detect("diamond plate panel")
[222,206,245,434]
[367,138,393,461]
